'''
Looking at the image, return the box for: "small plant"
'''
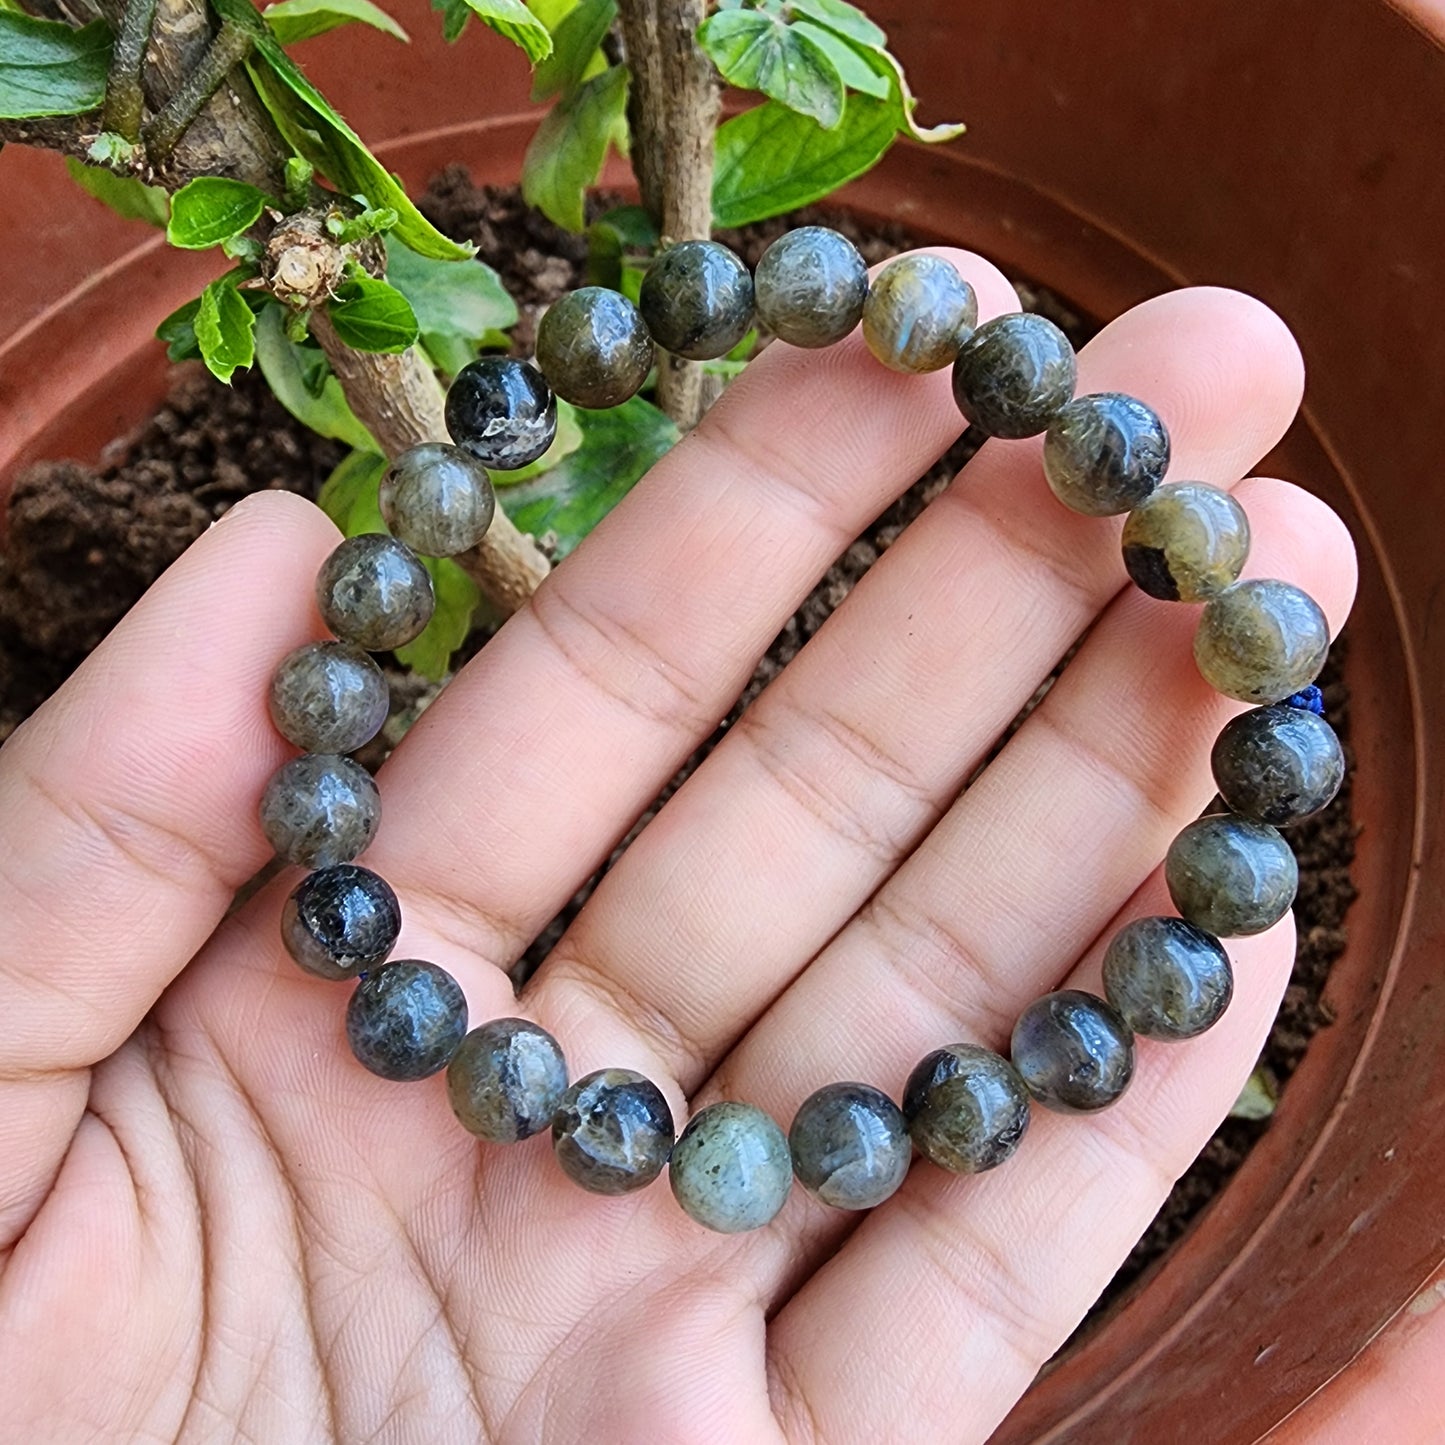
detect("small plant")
[0,0,959,675]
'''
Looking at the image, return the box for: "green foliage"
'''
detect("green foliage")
[263,0,408,45]
[325,204,399,243]
[166,176,269,249]
[326,271,420,353]
[156,297,203,363]
[585,203,656,294]
[195,271,259,383]
[432,0,552,58]
[385,238,518,340]
[531,0,613,101]
[522,61,628,232]
[500,395,678,558]
[318,449,482,679]
[698,10,843,130]
[253,303,378,450]
[64,157,169,226]
[0,13,110,119]
[210,0,471,260]
[705,0,963,226]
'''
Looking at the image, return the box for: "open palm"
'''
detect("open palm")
[0,251,1357,1444]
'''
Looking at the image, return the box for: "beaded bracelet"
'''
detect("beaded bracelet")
[260,228,1343,1233]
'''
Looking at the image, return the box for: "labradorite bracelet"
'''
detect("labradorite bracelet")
[260,228,1342,1232]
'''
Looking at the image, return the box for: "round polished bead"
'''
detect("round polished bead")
[260,753,380,868]
[1165,813,1299,936]
[378,442,495,558]
[952,312,1077,438]
[754,226,869,349]
[1042,392,1170,516]
[316,534,435,653]
[669,1101,793,1233]
[639,240,755,361]
[1211,704,1345,826]
[281,864,400,981]
[536,287,654,409]
[552,1068,675,1195]
[346,960,467,1082]
[447,1018,568,1144]
[1102,916,1234,1041]
[445,357,557,470]
[1010,990,1135,1114]
[903,1044,1031,1175]
[788,1082,910,1210]
[861,253,976,373]
[1121,482,1251,602]
[268,640,389,754]
[1194,578,1331,704]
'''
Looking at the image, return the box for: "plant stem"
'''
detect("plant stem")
[309,311,552,616]
[141,18,252,168]
[101,0,160,142]
[615,0,719,431]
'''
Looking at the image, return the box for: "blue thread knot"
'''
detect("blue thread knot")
[1283,684,1326,717]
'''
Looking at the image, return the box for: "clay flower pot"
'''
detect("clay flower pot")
[2,1,1443,1436]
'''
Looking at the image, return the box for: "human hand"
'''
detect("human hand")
[0,251,1357,1443]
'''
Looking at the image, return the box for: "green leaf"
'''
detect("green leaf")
[698,10,843,129]
[435,0,552,58]
[263,0,408,45]
[87,130,142,166]
[787,0,885,49]
[156,297,203,362]
[500,394,677,557]
[790,19,887,98]
[395,554,481,679]
[0,14,111,119]
[166,176,268,249]
[585,203,657,288]
[195,274,258,384]
[528,0,576,30]
[326,273,419,353]
[283,155,315,209]
[521,61,628,232]
[326,203,399,243]
[253,303,378,450]
[532,0,614,100]
[210,0,471,260]
[384,237,518,339]
[712,93,897,227]
[64,157,169,226]
[491,397,583,484]
[419,330,481,378]
[854,43,964,144]
[318,447,388,534]
[1230,1065,1279,1121]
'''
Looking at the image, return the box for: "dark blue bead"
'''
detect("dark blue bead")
[346,961,467,1082]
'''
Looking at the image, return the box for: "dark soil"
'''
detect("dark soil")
[1,174,1355,1318]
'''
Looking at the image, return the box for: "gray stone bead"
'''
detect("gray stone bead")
[346,960,467,1082]
[1194,578,1331,705]
[788,1082,911,1210]
[552,1068,675,1195]
[1042,392,1171,516]
[902,1044,1031,1174]
[1102,915,1234,1041]
[445,357,558,470]
[639,240,755,361]
[861,253,977,373]
[669,1101,793,1233]
[281,864,401,981]
[378,443,495,559]
[260,753,380,868]
[535,287,655,409]
[1211,704,1346,826]
[754,226,869,349]
[316,534,435,653]
[1165,813,1299,936]
[1121,482,1251,602]
[447,1018,568,1144]
[1011,990,1135,1114]
[952,312,1078,438]
[268,640,389,755]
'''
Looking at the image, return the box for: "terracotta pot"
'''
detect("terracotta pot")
[2,1,1442,1437]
